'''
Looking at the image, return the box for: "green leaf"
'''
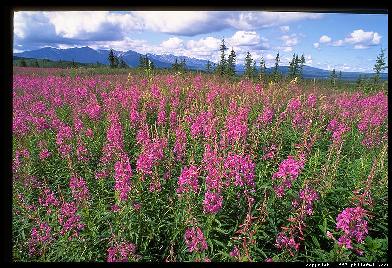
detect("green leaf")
[312,236,320,248]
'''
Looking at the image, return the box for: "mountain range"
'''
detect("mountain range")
[14,46,388,80]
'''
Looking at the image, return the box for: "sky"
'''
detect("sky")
[13,11,388,72]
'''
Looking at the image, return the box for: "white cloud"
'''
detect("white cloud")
[281,34,298,46]
[344,29,381,45]
[319,35,332,43]
[265,53,275,60]
[313,42,320,49]
[227,12,322,30]
[228,31,261,46]
[280,25,290,32]
[331,39,343,46]
[314,30,382,50]
[45,11,109,38]
[305,55,312,64]
[161,37,184,49]
[277,46,293,52]
[353,44,369,49]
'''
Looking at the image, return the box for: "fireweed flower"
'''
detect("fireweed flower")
[69,177,90,203]
[335,207,368,249]
[297,186,319,216]
[38,188,60,214]
[76,140,89,162]
[136,138,167,176]
[173,126,187,161]
[225,106,249,145]
[169,110,177,128]
[28,222,52,256]
[287,98,301,113]
[327,118,349,144]
[262,144,277,160]
[177,165,199,194]
[275,232,300,252]
[256,106,274,127]
[136,125,150,147]
[230,246,240,258]
[184,227,208,253]
[107,242,137,262]
[203,191,223,214]
[114,155,132,202]
[272,155,305,198]
[85,128,94,138]
[39,148,51,160]
[307,94,317,108]
[157,99,167,126]
[84,100,101,120]
[58,201,85,239]
[203,144,223,191]
[224,153,255,188]
[69,176,90,204]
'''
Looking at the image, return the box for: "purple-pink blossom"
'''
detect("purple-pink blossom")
[184,227,208,253]
[177,165,199,194]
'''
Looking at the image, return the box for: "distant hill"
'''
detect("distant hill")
[14,47,388,80]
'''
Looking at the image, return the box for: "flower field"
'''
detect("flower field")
[12,67,388,262]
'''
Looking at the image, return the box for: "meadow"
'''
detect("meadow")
[12,66,388,262]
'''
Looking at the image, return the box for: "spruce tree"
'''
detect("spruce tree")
[288,53,296,78]
[20,59,27,67]
[217,38,228,75]
[259,57,266,81]
[373,48,387,84]
[180,58,186,71]
[119,57,128,68]
[244,52,253,79]
[172,58,180,71]
[227,48,236,76]
[108,49,116,68]
[295,54,300,77]
[299,54,305,78]
[252,60,257,79]
[272,52,280,81]
[206,60,212,73]
[330,68,337,85]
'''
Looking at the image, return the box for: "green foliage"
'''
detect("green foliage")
[272,52,281,82]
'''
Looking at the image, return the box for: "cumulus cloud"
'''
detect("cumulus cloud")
[229,31,261,46]
[305,55,312,64]
[315,29,382,50]
[281,34,298,46]
[161,37,184,49]
[344,29,381,48]
[313,42,320,49]
[319,35,331,43]
[280,25,290,32]
[226,12,322,30]
[331,39,344,47]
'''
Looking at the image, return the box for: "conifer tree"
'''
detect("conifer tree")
[108,49,116,68]
[299,54,306,78]
[244,52,253,79]
[272,52,281,81]
[217,38,228,75]
[119,57,128,68]
[373,48,387,84]
[20,59,27,67]
[259,56,266,81]
[330,68,337,85]
[252,60,257,79]
[227,48,237,77]
[206,60,212,73]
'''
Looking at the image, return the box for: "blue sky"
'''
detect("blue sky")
[13,11,388,72]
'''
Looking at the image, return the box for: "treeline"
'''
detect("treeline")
[206,38,307,83]
[13,57,105,68]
